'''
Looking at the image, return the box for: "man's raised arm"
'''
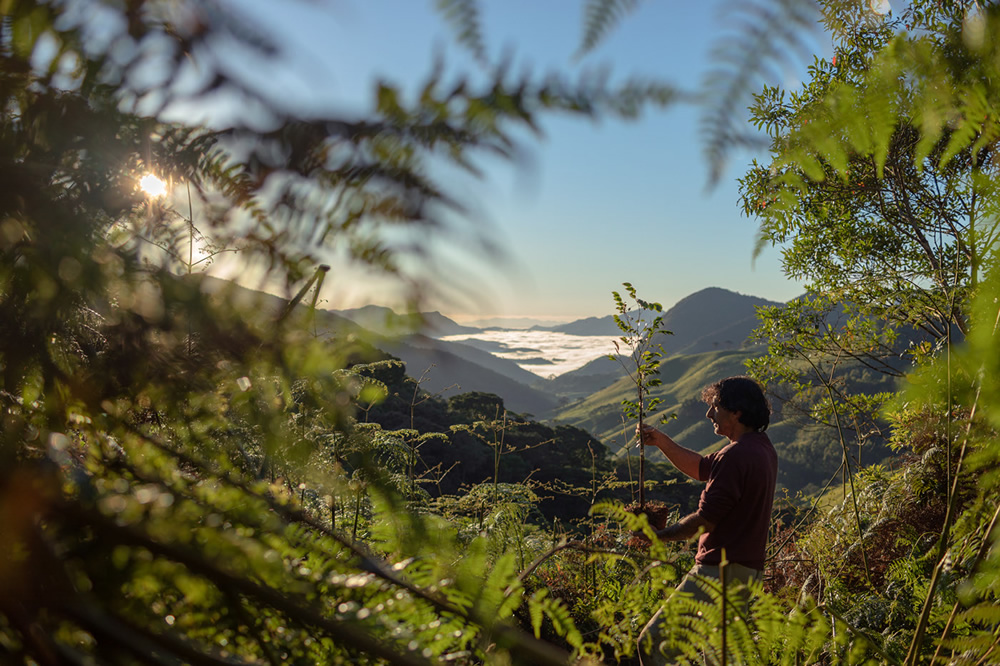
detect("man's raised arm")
[637,425,704,480]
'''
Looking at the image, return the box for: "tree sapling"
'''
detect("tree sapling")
[609,283,672,509]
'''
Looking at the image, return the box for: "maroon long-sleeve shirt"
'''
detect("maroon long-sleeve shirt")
[695,430,778,571]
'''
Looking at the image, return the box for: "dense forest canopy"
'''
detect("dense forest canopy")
[2,0,1000,665]
[742,0,1000,447]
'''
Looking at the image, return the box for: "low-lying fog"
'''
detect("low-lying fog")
[439,330,616,378]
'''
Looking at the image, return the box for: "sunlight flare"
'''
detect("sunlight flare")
[139,173,167,198]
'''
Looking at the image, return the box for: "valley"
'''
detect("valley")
[327,284,899,498]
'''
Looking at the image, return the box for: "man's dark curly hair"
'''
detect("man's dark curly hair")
[701,376,771,432]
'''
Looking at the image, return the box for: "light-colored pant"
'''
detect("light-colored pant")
[638,562,762,666]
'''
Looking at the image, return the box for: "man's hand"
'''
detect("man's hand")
[631,529,653,543]
[636,424,667,448]
[633,425,704,480]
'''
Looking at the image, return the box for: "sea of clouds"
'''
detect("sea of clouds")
[439,330,617,378]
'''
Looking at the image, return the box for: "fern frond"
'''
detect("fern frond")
[527,588,584,649]
[577,0,644,56]
[955,602,1000,626]
[701,0,821,184]
[436,0,488,65]
[529,588,548,638]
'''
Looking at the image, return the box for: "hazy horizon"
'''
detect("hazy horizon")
[442,313,588,329]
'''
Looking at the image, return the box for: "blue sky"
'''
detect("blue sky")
[232,0,818,323]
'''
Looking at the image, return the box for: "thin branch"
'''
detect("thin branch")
[799,348,873,587]
[932,500,1000,664]
[904,387,981,666]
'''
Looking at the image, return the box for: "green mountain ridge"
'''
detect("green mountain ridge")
[550,347,898,495]
[533,286,781,344]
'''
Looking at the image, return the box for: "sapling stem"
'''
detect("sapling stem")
[609,283,671,514]
[638,383,645,509]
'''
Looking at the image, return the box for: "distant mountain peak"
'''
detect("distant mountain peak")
[672,286,776,307]
[333,307,480,337]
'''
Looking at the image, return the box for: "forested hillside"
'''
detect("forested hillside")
[5,1,1000,666]
[349,356,699,523]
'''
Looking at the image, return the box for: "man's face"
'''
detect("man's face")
[706,401,743,441]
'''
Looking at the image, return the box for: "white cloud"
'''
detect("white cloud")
[441,331,615,378]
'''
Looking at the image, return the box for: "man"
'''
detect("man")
[636,375,777,665]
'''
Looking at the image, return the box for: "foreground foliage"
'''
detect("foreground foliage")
[742,1,1000,664]
[0,0,663,663]
[4,0,1000,665]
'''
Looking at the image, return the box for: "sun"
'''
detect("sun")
[139,173,168,198]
